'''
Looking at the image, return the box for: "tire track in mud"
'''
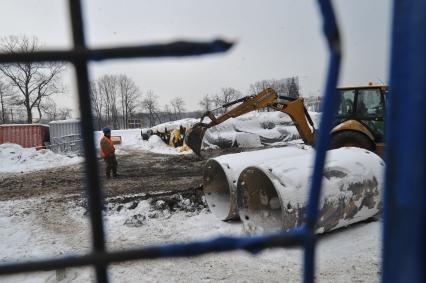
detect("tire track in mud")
[0,151,206,201]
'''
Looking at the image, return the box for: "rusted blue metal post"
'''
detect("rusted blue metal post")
[383,1,426,282]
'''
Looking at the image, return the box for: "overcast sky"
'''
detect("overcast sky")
[0,0,391,117]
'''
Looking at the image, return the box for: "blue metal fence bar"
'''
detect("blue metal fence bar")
[383,1,426,283]
[0,230,305,275]
[0,40,234,64]
[304,0,341,282]
[68,1,108,281]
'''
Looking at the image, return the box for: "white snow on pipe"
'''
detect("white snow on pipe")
[203,145,312,220]
[237,147,385,234]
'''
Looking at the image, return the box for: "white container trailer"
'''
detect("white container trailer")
[48,119,82,153]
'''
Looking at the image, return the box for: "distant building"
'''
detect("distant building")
[127,119,142,129]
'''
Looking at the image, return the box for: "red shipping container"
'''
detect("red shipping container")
[0,124,50,149]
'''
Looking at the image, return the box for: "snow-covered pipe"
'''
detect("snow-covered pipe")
[237,147,384,234]
[203,145,312,220]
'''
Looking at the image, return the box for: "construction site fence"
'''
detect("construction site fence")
[0,1,424,283]
[45,134,84,155]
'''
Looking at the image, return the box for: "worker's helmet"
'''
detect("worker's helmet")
[103,127,111,134]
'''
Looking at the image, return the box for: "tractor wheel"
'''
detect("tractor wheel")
[330,131,374,151]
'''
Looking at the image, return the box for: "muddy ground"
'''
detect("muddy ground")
[0,148,245,202]
[0,148,382,282]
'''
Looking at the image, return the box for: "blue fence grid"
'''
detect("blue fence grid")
[0,0,424,282]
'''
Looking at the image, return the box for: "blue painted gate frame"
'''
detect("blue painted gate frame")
[383,1,426,282]
[0,0,425,282]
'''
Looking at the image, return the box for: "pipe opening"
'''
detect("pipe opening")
[238,167,283,234]
[203,159,232,220]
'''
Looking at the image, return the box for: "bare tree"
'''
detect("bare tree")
[0,80,14,123]
[90,74,140,129]
[0,81,6,123]
[57,107,72,120]
[163,104,173,121]
[248,80,272,95]
[248,77,300,98]
[141,90,159,127]
[170,96,186,120]
[40,98,58,121]
[35,99,44,122]
[0,35,65,123]
[90,81,104,129]
[6,106,26,123]
[39,98,72,121]
[199,94,213,112]
[214,87,242,112]
[96,75,120,128]
[118,74,139,129]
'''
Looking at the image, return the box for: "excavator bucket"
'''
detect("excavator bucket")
[185,123,208,156]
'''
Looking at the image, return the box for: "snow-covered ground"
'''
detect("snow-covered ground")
[0,111,382,282]
[0,143,82,173]
[0,195,381,283]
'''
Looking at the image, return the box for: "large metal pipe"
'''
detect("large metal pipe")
[203,146,312,220]
[237,147,384,234]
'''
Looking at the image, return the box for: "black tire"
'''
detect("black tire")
[330,131,374,151]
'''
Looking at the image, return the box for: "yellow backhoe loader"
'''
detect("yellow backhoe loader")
[185,85,386,156]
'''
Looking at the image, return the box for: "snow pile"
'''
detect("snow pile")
[202,111,321,150]
[122,135,192,155]
[141,135,179,153]
[94,129,191,155]
[0,143,82,173]
[94,128,142,147]
[150,118,199,133]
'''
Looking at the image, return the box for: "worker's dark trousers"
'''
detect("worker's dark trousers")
[104,156,118,177]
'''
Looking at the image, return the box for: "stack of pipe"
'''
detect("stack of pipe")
[203,147,384,234]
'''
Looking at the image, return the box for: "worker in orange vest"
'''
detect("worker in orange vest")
[100,127,118,178]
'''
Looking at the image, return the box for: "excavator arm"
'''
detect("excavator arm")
[185,88,315,156]
[195,88,278,126]
[269,97,315,146]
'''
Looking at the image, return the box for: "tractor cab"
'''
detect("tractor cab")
[331,85,387,155]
